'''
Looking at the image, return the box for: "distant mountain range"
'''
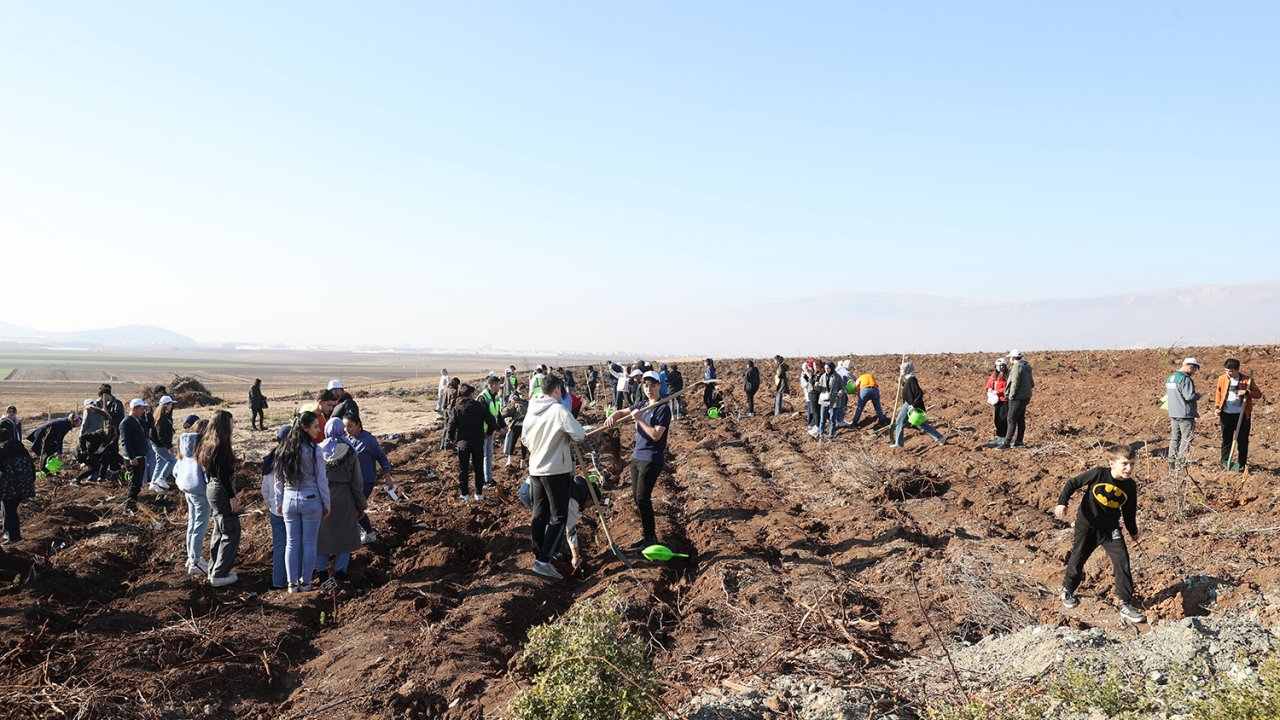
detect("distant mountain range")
[0,322,197,346]
[742,282,1280,357]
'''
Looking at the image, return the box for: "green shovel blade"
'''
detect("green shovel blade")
[641,544,689,561]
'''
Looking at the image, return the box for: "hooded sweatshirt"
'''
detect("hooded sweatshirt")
[523,394,586,476]
[175,431,206,494]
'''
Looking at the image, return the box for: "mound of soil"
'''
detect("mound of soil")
[166,376,223,407]
[1,346,1278,718]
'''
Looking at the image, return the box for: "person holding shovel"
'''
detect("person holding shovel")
[1215,358,1263,471]
[1055,444,1146,624]
[523,374,587,580]
[890,362,946,448]
[604,370,671,551]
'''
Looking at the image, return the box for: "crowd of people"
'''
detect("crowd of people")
[0,353,1267,620]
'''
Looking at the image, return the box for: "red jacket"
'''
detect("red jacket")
[985,371,1008,402]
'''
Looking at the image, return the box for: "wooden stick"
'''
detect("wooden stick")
[584,380,718,439]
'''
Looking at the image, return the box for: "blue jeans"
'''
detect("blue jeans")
[143,442,157,483]
[268,512,287,588]
[184,490,211,565]
[853,387,886,425]
[774,391,783,415]
[893,403,945,445]
[151,446,176,483]
[282,488,323,586]
[820,405,837,436]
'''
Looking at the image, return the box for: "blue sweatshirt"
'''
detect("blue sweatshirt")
[351,429,391,492]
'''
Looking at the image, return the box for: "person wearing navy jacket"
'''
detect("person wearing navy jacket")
[342,414,394,543]
[119,399,152,509]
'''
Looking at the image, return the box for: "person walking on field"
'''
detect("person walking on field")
[1055,444,1146,624]
[743,360,760,417]
[1165,357,1203,468]
[1215,358,1264,471]
[438,377,461,451]
[605,370,672,551]
[120,399,152,510]
[983,358,1010,447]
[477,376,504,490]
[994,350,1033,450]
[447,384,500,501]
[522,374,586,580]
[891,362,947,448]
[198,410,241,587]
[249,379,268,431]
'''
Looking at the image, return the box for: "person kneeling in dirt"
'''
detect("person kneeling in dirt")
[1054,444,1146,624]
[523,374,587,580]
[604,370,671,551]
[74,422,121,485]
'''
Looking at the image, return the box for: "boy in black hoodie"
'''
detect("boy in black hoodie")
[1055,444,1145,623]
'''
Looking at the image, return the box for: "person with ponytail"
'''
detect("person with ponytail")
[175,418,209,576]
[197,410,241,587]
[272,411,331,593]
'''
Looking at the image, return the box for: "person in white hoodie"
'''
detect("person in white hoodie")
[522,374,586,580]
[173,417,209,577]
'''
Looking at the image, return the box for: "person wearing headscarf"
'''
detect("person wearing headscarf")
[0,421,37,546]
[891,362,947,448]
[314,417,366,581]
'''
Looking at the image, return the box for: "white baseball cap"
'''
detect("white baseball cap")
[1183,357,1201,367]
[83,398,96,407]
[1008,349,1022,358]
[327,379,344,390]
[642,370,662,383]
[159,395,176,405]
[630,368,643,377]
[129,398,149,409]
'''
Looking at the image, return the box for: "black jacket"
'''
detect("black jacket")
[447,398,498,449]
[901,376,926,412]
[119,416,150,460]
[1057,467,1138,536]
[333,394,359,423]
[28,418,75,452]
[249,385,268,410]
[744,367,760,393]
[668,370,684,393]
[151,413,175,450]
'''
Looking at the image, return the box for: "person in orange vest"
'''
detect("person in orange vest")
[1214,358,1264,471]
[849,370,888,428]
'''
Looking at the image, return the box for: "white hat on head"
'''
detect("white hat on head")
[83,398,96,407]
[159,395,176,405]
[642,370,662,383]
[630,368,643,377]
[129,398,149,409]
[995,357,1007,366]
[1008,349,1022,358]
[1182,357,1201,367]
[327,380,344,390]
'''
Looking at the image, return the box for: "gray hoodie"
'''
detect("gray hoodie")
[523,394,586,476]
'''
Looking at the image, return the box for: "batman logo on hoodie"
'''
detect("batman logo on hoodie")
[1092,483,1129,510]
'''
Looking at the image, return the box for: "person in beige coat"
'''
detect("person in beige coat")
[315,417,366,580]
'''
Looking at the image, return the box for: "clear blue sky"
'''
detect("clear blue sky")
[3,3,1276,354]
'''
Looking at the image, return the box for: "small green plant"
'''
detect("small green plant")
[1194,658,1280,719]
[510,586,660,720]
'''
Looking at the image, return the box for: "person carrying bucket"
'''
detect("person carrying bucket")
[983,358,1010,447]
[890,362,946,448]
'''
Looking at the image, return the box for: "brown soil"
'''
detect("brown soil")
[1,346,1278,718]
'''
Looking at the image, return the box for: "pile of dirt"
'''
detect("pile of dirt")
[167,376,223,407]
[1,345,1278,719]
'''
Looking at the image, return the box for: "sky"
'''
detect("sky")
[2,3,1277,355]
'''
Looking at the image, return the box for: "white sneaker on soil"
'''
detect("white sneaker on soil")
[532,560,564,580]
[360,530,378,545]
[152,477,171,491]
[458,494,469,501]
[209,571,239,588]
[1060,587,1079,609]
[187,558,210,576]
[473,493,484,502]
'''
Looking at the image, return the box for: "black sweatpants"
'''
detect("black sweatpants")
[125,456,146,502]
[745,390,757,415]
[631,459,663,542]
[993,401,1008,439]
[530,473,571,563]
[1220,413,1252,467]
[1003,399,1028,445]
[1062,523,1134,604]
[251,407,265,429]
[456,443,485,496]
[1,499,21,542]
[703,384,715,409]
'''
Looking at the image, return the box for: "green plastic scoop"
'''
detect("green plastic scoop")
[641,544,689,562]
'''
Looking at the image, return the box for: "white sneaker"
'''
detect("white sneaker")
[209,571,239,588]
[152,477,171,491]
[186,558,210,576]
[458,494,469,500]
[532,560,564,580]
[360,530,378,544]
[473,493,484,502]
[148,481,165,494]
